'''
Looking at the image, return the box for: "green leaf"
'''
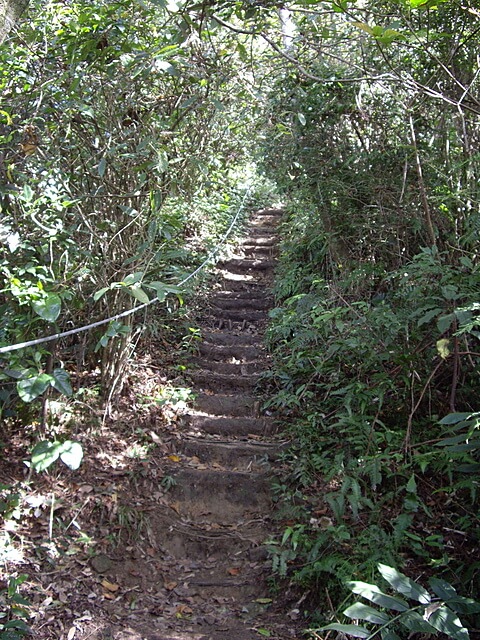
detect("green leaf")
[430,580,480,614]
[256,629,271,637]
[123,272,144,286]
[31,440,63,472]
[98,157,107,177]
[17,373,52,402]
[378,565,430,604]
[32,293,62,322]
[406,474,417,494]
[428,605,469,640]
[439,412,473,425]
[321,623,370,638]
[344,602,390,625]
[297,113,306,126]
[347,581,408,612]
[51,368,73,396]
[417,307,442,327]
[428,579,458,600]
[22,184,33,203]
[400,610,436,633]
[381,631,402,640]
[93,286,110,302]
[128,285,150,304]
[437,313,455,334]
[59,441,83,470]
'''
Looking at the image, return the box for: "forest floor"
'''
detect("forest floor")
[1,209,302,640]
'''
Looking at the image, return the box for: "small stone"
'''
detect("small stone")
[90,554,113,574]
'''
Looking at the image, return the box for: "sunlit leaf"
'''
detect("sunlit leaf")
[344,602,390,625]
[347,581,409,612]
[31,440,63,472]
[378,565,430,604]
[59,441,83,470]
[17,373,52,402]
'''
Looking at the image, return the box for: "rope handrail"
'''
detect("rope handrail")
[0,186,252,354]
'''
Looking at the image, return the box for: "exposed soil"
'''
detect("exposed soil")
[1,208,301,640]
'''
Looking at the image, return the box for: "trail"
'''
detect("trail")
[87,208,297,640]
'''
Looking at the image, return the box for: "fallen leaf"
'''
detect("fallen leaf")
[227,567,241,576]
[103,591,116,600]
[101,579,119,592]
[164,580,178,591]
[67,627,76,640]
[176,604,193,617]
[169,501,181,514]
[255,598,273,604]
[168,454,181,462]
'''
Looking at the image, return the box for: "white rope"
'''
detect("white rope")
[0,186,252,354]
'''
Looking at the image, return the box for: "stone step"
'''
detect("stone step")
[209,308,267,323]
[180,437,283,469]
[202,331,262,347]
[220,258,276,274]
[240,236,276,246]
[168,469,271,522]
[219,276,270,292]
[189,370,259,391]
[241,245,278,257]
[199,343,263,362]
[212,296,272,310]
[248,226,278,236]
[193,359,263,376]
[182,413,275,436]
[194,393,262,417]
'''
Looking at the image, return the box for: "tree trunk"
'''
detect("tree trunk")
[0,0,28,44]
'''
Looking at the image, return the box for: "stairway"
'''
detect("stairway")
[103,208,296,640]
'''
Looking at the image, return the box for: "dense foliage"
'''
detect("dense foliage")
[259,0,480,631]
[0,0,267,416]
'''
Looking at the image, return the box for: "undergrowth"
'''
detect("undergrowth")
[264,206,480,630]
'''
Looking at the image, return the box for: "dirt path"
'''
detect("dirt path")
[81,208,298,639]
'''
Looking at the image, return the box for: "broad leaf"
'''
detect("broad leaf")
[59,441,83,470]
[400,610,436,633]
[32,293,61,322]
[381,631,402,640]
[128,285,150,304]
[428,605,469,640]
[430,580,480,614]
[439,412,473,425]
[51,368,73,396]
[347,581,408,612]
[378,564,430,604]
[344,602,390,625]
[31,440,63,472]
[321,623,370,638]
[17,373,52,402]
